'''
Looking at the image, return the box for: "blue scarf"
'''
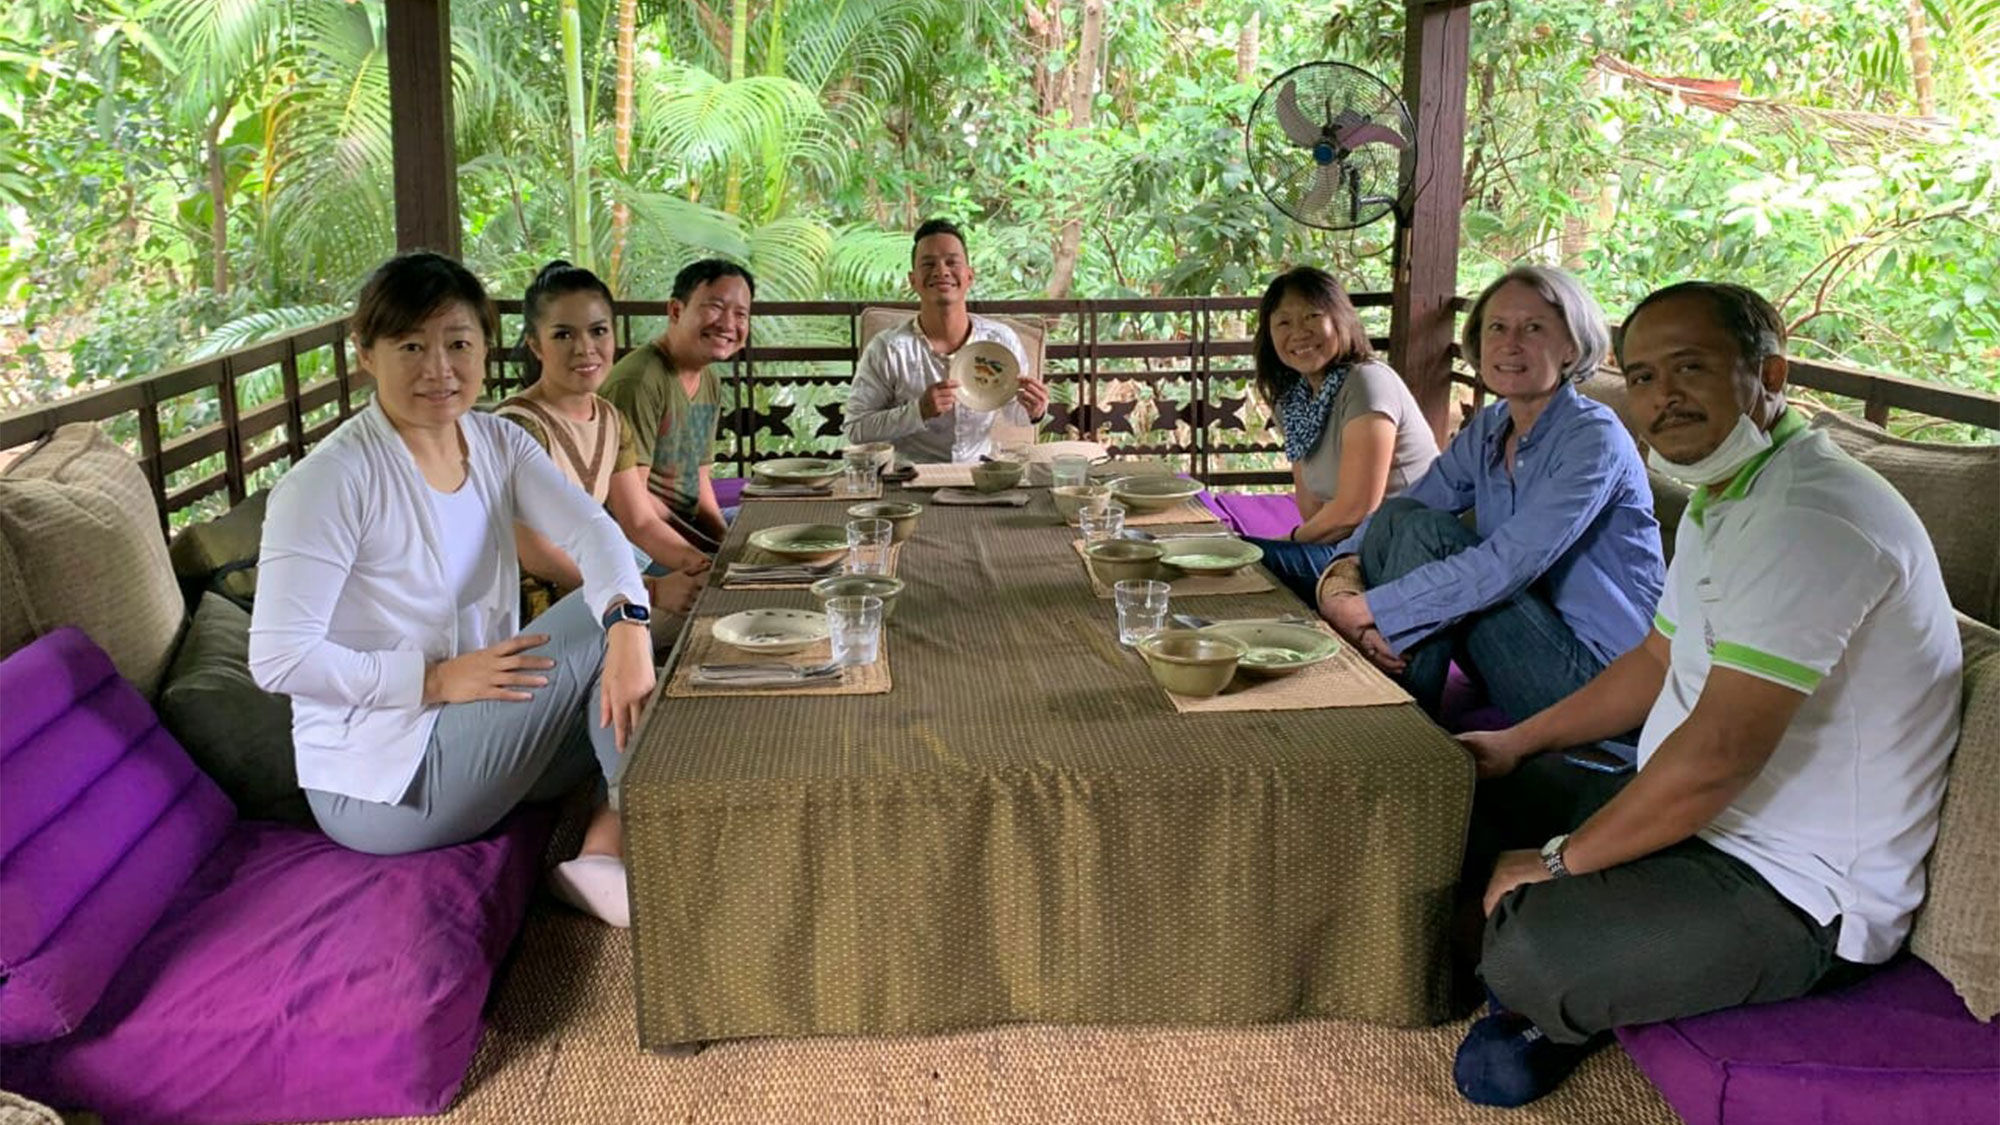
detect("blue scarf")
[1276,365,1347,462]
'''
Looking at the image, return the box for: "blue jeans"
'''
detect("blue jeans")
[1249,536,1342,607]
[1360,498,1603,721]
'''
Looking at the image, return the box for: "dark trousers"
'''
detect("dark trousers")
[1359,498,1603,720]
[1248,536,1340,607]
[1472,754,1851,1044]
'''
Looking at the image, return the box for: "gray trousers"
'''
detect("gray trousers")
[1473,754,1851,1043]
[307,591,622,856]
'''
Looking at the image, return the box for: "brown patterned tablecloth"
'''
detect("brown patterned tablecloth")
[622,491,1473,1047]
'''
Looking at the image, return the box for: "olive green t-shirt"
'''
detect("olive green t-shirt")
[600,343,722,521]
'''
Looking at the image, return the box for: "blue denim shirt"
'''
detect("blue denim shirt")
[1334,384,1664,664]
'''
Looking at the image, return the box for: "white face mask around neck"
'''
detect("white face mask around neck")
[1647,412,1773,486]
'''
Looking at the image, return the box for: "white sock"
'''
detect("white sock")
[549,854,631,928]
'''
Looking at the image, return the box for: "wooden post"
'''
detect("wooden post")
[1390,0,1474,443]
[386,0,462,256]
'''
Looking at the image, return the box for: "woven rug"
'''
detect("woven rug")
[311,900,1683,1125]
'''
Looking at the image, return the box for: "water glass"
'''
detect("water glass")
[842,451,875,494]
[825,594,884,666]
[1050,453,1091,490]
[846,517,894,575]
[1077,502,1126,544]
[1114,580,1170,648]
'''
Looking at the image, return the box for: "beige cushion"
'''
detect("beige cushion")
[1911,615,2000,1020]
[0,424,184,697]
[1811,411,2000,626]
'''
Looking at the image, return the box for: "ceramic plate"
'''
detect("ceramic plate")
[1195,621,1339,678]
[1157,536,1264,576]
[949,340,1021,413]
[753,457,842,485]
[1108,474,1202,513]
[747,523,851,562]
[711,608,831,655]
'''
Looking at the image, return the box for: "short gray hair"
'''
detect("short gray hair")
[1461,265,1611,383]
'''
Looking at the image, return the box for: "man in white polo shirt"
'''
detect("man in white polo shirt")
[841,218,1047,463]
[1447,281,1962,1107]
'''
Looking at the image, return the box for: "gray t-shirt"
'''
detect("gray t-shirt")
[1297,361,1439,502]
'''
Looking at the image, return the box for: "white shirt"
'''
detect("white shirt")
[249,402,649,804]
[1641,410,1962,963]
[842,314,1033,463]
[428,480,493,645]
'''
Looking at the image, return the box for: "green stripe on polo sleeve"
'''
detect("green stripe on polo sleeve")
[1712,642,1823,693]
[1653,612,1676,638]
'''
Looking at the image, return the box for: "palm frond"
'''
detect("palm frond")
[824,225,913,299]
[748,216,833,299]
[189,302,346,359]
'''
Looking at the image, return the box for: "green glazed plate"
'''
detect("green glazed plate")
[1194,621,1339,678]
[1157,536,1263,576]
[748,523,850,561]
[753,457,842,485]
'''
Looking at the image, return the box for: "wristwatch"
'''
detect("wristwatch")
[1539,834,1572,879]
[600,600,652,632]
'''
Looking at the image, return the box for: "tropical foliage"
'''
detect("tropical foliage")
[2,0,1996,436]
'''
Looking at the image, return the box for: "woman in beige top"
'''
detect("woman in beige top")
[499,261,710,621]
[1247,266,1439,604]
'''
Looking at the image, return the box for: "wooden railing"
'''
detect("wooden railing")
[3,294,1994,531]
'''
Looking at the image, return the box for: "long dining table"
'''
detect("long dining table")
[620,479,1473,1049]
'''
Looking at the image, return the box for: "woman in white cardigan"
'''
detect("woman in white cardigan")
[250,251,655,928]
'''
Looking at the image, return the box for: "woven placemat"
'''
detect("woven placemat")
[907,462,976,489]
[1163,625,1412,713]
[1070,539,1275,598]
[665,625,891,698]
[739,476,883,502]
[721,543,904,590]
[934,487,1032,506]
[1121,498,1222,527]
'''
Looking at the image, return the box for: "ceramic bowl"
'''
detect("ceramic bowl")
[949,340,1022,413]
[753,457,842,487]
[1051,483,1112,524]
[1194,621,1339,679]
[970,460,1025,492]
[845,500,921,543]
[809,574,905,620]
[1156,536,1264,576]
[843,442,895,473]
[746,523,851,563]
[1108,474,1202,514]
[1084,539,1164,585]
[711,608,831,655]
[1135,631,1248,698]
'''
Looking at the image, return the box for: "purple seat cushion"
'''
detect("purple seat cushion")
[5,811,552,1124]
[1202,491,1301,540]
[1616,956,2000,1125]
[711,475,746,508]
[0,628,234,1045]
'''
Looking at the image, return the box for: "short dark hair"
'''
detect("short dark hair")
[1252,266,1375,420]
[520,259,615,379]
[912,218,967,265]
[670,259,756,303]
[351,250,498,348]
[1617,281,1786,373]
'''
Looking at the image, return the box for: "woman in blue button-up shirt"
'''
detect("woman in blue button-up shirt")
[1317,266,1664,721]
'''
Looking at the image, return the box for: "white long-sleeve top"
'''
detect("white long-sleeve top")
[249,402,648,804]
[841,314,1033,463]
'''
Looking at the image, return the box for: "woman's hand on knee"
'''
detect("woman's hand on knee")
[599,624,657,752]
[423,635,554,705]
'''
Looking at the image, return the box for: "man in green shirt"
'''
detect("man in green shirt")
[601,260,754,553]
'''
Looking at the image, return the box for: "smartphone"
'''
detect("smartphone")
[1564,741,1637,775]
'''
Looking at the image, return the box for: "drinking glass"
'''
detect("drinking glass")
[846,517,894,575]
[841,450,875,494]
[825,594,884,666]
[1114,580,1170,647]
[1077,502,1126,544]
[1050,453,1091,490]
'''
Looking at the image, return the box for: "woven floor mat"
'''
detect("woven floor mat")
[1120,497,1223,527]
[309,901,1682,1125]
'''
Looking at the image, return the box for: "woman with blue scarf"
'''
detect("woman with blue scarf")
[1247,267,1440,604]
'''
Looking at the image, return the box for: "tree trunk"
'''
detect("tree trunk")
[609,0,637,289]
[1236,10,1260,85]
[560,0,594,270]
[725,0,750,214]
[1906,0,1936,116]
[1047,0,1103,298]
[1028,1,1064,120]
[206,109,229,295]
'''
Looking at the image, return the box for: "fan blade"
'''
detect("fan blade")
[1300,164,1340,219]
[1334,122,1408,152]
[1274,80,1322,148]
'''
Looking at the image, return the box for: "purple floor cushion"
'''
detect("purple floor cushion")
[1202,491,1300,540]
[6,812,552,1125]
[1615,956,2000,1125]
[711,475,746,509]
